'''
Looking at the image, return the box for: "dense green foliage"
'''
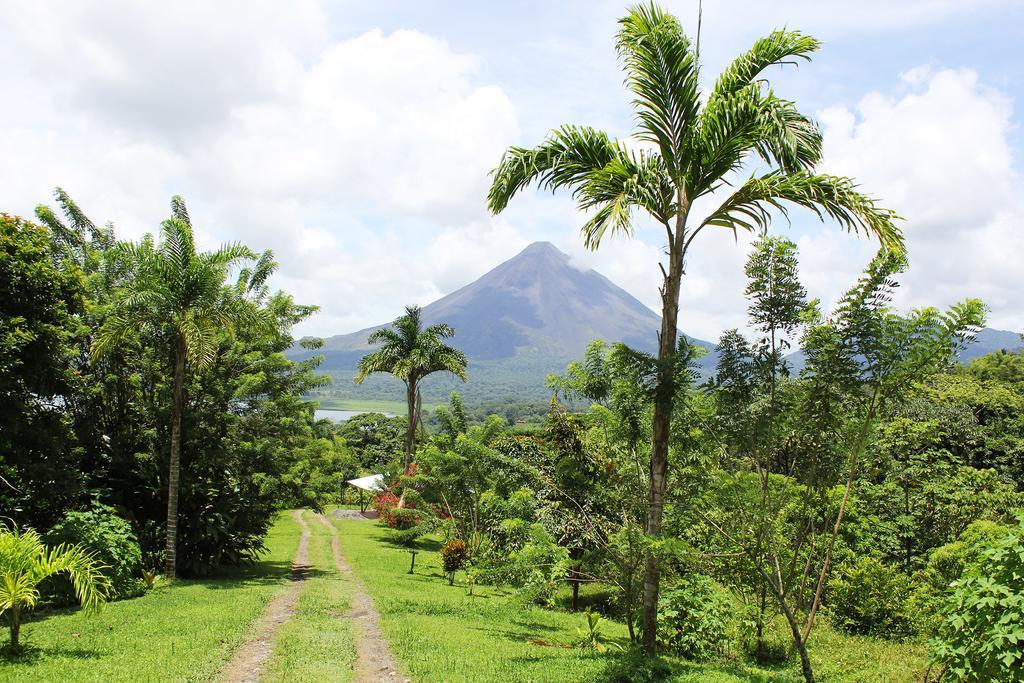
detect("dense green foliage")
[335,514,931,682]
[0,192,353,580]
[826,557,913,638]
[362,234,1022,683]
[45,504,144,602]
[931,515,1024,681]
[657,576,731,660]
[0,213,85,529]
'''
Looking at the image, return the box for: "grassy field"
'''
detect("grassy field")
[263,511,356,682]
[314,398,420,414]
[0,513,929,682]
[0,513,302,682]
[330,517,930,683]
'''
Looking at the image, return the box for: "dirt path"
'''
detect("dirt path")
[217,510,312,683]
[316,514,407,683]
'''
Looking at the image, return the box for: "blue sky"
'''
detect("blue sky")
[1,0,1022,341]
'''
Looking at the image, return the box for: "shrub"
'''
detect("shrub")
[381,507,421,530]
[388,524,427,550]
[657,575,730,660]
[441,538,469,585]
[827,556,913,637]
[373,491,400,515]
[924,519,1010,590]
[507,524,570,605]
[909,520,1011,636]
[931,514,1024,681]
[598,648,675,683]
[373,491,422,530]
[45,504,145,602]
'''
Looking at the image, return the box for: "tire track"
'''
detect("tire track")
[217,509,312,683]
[316,514,407,683]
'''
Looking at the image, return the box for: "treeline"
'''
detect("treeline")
[0,191,359,578]
[378,237,1024,682]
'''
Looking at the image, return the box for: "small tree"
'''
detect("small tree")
[441,538,469,585]
[705,251,985,683]
[0,523,110,650]
[356,306,467,472]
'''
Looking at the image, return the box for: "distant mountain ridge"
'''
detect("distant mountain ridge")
[292,241,1022,406]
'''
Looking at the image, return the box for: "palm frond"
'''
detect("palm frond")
[356,306,468,385]
[578,150,677,247]
[366,326,403,348]
[178,313,219,371]
[170,195,191,228]
[42,543,110,613]
[54,186,99,241]
[710,29,821,101]
[696,87,822,195]
[700,171,904,253]
[616,2,700,183]
[91,314,141,361]
[488,125,621,213]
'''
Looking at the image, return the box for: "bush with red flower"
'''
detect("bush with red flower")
[373,490,422,530]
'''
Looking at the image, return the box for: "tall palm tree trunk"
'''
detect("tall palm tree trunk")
[10,606,21,649]
[403,379,417,472]
[641,232,685,652]
[165,335,185,579]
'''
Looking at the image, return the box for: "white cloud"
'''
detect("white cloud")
[0,2,521,337]
[808,67,1024,331]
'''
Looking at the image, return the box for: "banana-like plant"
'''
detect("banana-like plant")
[0,523,110,650]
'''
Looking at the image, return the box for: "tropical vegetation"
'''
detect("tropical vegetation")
[487,3,902,652]
[0,3,1022,682]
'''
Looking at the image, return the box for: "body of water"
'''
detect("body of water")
[314,409,361,422]
[314,409,395,422]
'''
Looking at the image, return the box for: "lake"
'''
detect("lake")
[314,409,396,422]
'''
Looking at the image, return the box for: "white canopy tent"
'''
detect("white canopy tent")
[346,474,385,512]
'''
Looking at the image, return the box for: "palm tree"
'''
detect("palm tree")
[356,305,468,472]
[0,523,109,649]
[92,196,257,579]
[487,3,903,653]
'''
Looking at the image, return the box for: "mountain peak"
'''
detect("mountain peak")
[515,240,568,262]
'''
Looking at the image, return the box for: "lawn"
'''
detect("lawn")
[263,511,356,682]
[330,517,930,683]
[0,512,302,682]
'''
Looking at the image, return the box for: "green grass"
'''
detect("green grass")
[263,512,356,682]
[330,517,929,683]
[0,512,302,683]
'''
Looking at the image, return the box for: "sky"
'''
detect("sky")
[1,0,1022,342]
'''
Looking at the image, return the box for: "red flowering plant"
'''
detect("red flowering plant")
[373,489,424,530]
[372,491,400,514]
